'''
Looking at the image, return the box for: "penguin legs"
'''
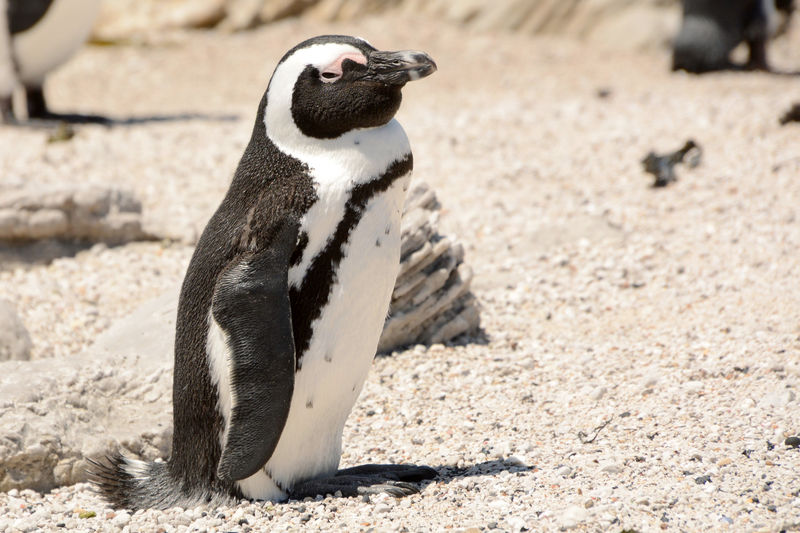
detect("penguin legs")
[24,86,48,119]
[17,84,110,124]
[288,464,437,500]
[0,95,11,123]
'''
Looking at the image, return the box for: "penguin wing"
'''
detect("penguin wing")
[212,218,298,482]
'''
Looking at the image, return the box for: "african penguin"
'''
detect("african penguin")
[0,0,101,122]
[90,35,438,511]
[672,0,792,73]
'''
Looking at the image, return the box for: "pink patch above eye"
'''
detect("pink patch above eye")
[320,52,367,79]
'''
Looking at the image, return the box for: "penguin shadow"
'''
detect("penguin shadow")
[6,111,240,129]
[376,329,490,357]
[0,240,91,271]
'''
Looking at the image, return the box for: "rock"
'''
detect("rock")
[0,185,156,245]
[600,463,622,474]
[92,0,681,50]
[0,299,32,361]
[559,504,588,530]
[761,389,796,408]
[112,512,132,527]
[557,465,572,477]
[0,289,177,492]
[378,182,480,352]
[93,0,226,43]
[589,386,606,401]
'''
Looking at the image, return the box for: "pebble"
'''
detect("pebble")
[557,465,573,477]
[559,505,589,529]
[590,386,607,401]
[112,511,132,527]
[600,463,622,474]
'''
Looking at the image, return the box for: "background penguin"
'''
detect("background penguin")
[672,0,794,73]
[1,0,102,122]
[90,35,438,511]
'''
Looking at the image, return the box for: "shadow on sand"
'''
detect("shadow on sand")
[5,112,240,127]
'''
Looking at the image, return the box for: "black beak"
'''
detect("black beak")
[363,50,437,86]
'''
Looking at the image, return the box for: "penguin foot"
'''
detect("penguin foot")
[289,464,437,500]
[1,96,13,123]
[336,463,438,482]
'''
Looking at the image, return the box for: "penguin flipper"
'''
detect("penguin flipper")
[212,219,298,483]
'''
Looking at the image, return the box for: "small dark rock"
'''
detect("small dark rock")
[216,513,226,519]
[767,505,777,512]
[742,449,753,458]
[596,87,612,99]
[642,139,702,187]
[619,411,631,418]
[784,436,800,448]
[695,475,712,485]
[767,441,775,451]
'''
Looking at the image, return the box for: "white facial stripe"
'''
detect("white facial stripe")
[265,42,365,153]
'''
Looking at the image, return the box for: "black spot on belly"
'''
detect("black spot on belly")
[290,155,412,370]
[324,352,332,363]
[306,399,313,409]
[375,239,381,247]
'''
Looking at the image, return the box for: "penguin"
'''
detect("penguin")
[672,0,793,73]
[1,0,102,122]
[90,35,438,511]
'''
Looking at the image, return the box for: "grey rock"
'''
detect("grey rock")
[0,185,156,245]
[559,504,588,530]
[91,0,680,50]
[0,289,177,492]
[600,463,622,474]
[379,182,480,352]
[0,299,31,361]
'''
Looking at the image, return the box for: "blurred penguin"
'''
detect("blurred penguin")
[672,0,795,73]
[1,0,102,122]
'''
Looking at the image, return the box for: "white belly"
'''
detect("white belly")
[235,173,410,500]
[12,0,101,86]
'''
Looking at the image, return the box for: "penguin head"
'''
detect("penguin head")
[263,35,436,144]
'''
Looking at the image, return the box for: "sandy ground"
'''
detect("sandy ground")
[1,13,800,533]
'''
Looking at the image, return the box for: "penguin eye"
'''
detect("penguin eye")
[320,71,341,82]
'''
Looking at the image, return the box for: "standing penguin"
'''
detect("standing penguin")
[672,0,793,73]
[1,0,102,122]
[91,35,438,510]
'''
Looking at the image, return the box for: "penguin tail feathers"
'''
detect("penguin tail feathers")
[87,453,226,511]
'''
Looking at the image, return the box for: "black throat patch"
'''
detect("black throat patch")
[289,154,412,368]
[291,64,402,139]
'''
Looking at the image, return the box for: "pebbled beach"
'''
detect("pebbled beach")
[1,13,800,532]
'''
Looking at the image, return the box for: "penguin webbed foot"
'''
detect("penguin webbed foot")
[289,464,437,500]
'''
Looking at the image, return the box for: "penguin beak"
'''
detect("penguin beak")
[363,50,437,86]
